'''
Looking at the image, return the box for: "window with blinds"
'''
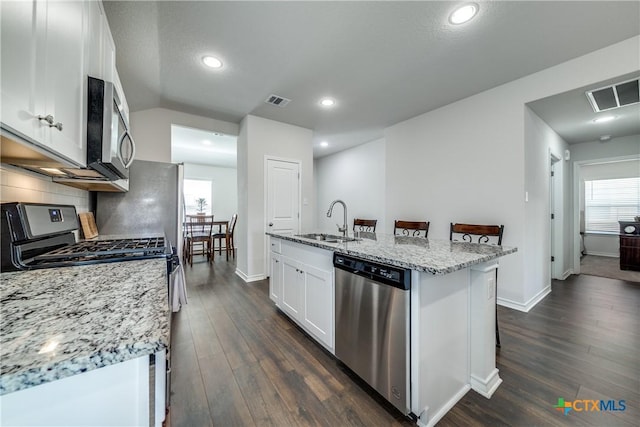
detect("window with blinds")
[585,177,640,233]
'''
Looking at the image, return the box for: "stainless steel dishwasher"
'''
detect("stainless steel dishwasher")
[334,253,411,415]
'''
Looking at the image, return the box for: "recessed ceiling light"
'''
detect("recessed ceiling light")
[600,135,612,141]
[319,98,336,107]
[449,3,478,25]
[593,116,616,123]
[202,56,223,69]
[320,141,329,147]
[202,140,212,145]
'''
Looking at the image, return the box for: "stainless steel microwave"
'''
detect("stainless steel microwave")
[87,76,136,180]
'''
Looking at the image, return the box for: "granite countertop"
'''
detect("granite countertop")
[0,258,169,396]
[267,232,517,274]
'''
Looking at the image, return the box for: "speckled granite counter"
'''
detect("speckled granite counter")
[267,232,517,274]
[0,258,169,395]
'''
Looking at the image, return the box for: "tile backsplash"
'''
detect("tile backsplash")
[0,165,89,212]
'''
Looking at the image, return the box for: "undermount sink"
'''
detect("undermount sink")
[296,233,359,243]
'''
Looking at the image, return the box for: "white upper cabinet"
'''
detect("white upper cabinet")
[1,0,119,169]
[1,1,41,145]
[85,0,115,83]
[39,0,87,166]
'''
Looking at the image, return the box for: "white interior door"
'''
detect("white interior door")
[266,158,301,278]
[266,158,300,236]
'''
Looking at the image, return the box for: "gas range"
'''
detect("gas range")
[1,203,170,272]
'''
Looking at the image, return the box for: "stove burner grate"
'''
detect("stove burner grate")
[32,237,167,262]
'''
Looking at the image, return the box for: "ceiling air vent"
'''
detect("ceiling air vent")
[265,94,291,108]
[586,78,639,112]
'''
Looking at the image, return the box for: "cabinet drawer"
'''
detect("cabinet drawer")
[270,238,281,254]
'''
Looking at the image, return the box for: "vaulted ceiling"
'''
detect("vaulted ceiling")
[103,1,640,159]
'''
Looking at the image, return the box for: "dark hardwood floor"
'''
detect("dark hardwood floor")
[170,255,639,426]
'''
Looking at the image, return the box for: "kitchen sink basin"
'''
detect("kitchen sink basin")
[296,233,359,243]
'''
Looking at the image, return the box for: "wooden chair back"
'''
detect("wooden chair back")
[449,223,504,245]
[185,215,214,265]
[186,215,214,241]
[228,213,238,236]
[353,218,377,232]
[394,220,430,237]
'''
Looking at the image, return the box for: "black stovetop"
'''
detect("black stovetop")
[29,237,168,266]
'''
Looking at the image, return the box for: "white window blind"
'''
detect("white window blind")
[585,177,640,233]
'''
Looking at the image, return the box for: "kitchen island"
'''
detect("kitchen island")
[0,258,169,426]
[267,232,516,427]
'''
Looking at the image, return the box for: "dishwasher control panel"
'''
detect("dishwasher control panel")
[333,253,410,290]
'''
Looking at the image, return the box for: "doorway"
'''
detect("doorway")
[171,124,238,262]
[265,157,301,276]
[574,156,640,281]
[549,154,560,281]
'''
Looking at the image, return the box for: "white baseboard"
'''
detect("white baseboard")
[470,368,502,398]
[585,252,619,258]
[559,269,573,280]
[416,384,471,427]
[498,285,551,313]
[235,269,265,283]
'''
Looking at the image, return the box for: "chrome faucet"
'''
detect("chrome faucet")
[327,200,348,238]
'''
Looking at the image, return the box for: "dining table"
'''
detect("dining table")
[183,216,229,263]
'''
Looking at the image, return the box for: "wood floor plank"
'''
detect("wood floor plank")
[198,352,256,427]
[232,361,299,427]
[172,260,639,427]
[169,340,214,427]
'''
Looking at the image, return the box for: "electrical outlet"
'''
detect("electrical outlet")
[488,277,495,300]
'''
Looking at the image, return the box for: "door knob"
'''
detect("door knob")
[269,222,273,227]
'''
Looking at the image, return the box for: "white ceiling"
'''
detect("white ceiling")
[527,72,640,144]
[170,125,237,167]
[103,1,640,159]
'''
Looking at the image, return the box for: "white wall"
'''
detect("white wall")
[583,234,620,257]
[236,115,314,281]
[384,36,639,312]
[0,166,89,213]
[183,163,237,222]
[130,107,239,162]
[570,134,640,163]
[524,108,571,282]
[315,138,385,234]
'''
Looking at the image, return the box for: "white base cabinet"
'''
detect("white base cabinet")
[0,351,166,427]
[269,238,334,353]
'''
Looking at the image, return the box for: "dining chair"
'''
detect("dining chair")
[212,214,238,261]
[185,214,214,266]
[353,218,377,232]
[394,220,430,237]
[450,222,504,347]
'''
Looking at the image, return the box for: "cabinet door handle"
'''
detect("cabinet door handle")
[37,115,63,131]
[38,114,54,124]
